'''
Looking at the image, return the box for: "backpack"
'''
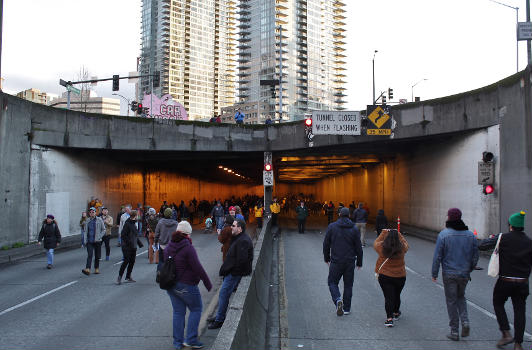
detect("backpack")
[156,246,184,290]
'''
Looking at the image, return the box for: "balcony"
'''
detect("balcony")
[238,23,251,29]
[237,44,251,50]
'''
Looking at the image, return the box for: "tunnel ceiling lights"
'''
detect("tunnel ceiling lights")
[218,165,249,180]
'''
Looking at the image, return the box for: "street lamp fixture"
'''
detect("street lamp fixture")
[112,93,131,117]
[411,78,428,102]
[487,0,519,72]
[372,50,378,104]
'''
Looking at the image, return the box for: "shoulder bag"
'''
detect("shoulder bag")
[487,233,503,278]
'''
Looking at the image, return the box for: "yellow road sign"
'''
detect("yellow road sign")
[367,129,391,135]
[367,106,390,129]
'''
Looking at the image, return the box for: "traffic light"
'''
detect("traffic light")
[382,95,386,104]
[137,103,143,115]
[264,163,272,172]
[131,101,138,112]
[305,117,312,127]
[388,88,393,100]
[153,71,160,88]
[482,151,494,162]
[483,184,494,195]
[112,75,119,91]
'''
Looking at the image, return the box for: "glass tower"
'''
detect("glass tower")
[236,0,346,122]
[139,0,236,120]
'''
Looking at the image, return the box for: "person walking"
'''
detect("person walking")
[295,200,309,233]
[119,204,132,247]
[146,208,160,264]
[81,207,106,275]
[218,215,235,261]
[117,210,143,284]
[208,220,253,329]
[323,207,363,316]
[37,214,61,269]
[374,229,409,327]
[79,211,88,247]
[326,201,335,225]
[352,203,368,247]
[479,211,532,350]
[165,221,212,349]
[254,201,263,229]
[210,201,225,235]
[155,208,178,269]
[101,207,113,261]
[431,208,479,341]
[375,209,388,237]
[270,197,281,227]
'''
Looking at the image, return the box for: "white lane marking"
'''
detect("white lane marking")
[406,266,532,339]
[0,281,78,317]
[113,249,148,266]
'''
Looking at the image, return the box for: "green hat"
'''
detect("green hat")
[509,211,526,228]
[164,208,173,218]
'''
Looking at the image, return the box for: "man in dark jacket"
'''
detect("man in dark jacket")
[38,214,61,269]
[479,211,532,350]
[211,201,225,234]
[117,210,143,284]
[323,207,363,316]
[351,202,368,246]
[295,201,309,233]
[208,219,253,329]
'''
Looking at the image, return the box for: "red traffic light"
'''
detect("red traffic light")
[483,184,494,195]
[264,163,272,171]
[305,118,312,127]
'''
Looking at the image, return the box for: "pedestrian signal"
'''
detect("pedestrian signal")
[264,163,272,172]
[305,118,312,127]
[483,184,494,195]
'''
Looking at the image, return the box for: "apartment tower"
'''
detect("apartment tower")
[235,0,347,122]
[139,0,236,120]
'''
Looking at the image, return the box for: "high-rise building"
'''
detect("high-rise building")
[138,0,237,120]
[235,0,347,122]
[16,88,58,105]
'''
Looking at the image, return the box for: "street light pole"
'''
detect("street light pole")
[112,93,131,117]
[411,78,428,102]
[372,50,378,104]
[488,0,520,72]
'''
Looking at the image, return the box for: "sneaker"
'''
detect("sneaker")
[384,319,394,327]
[46,264,52,269]
[207,316,216,323]
[116,276,122,285]
[393,311,401,320]
[446,332,459,341]
[343,310,350,315]
[336,300,344,316]
[125,278,136,283]
[461,324,470,338]
[94,268,100,274]
[82,268,90,276]
[183,342,204,349]
[208,321,223,329]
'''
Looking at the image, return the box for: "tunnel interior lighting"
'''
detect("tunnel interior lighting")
[218,165,223,169]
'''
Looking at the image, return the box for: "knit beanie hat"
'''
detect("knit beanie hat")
[47,214,54,220]
[509,211,526,228]
[176,220,192,235]
[164,208,173,218]
[447,208,462,221]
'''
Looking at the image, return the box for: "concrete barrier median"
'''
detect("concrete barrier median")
[211,218,273,350]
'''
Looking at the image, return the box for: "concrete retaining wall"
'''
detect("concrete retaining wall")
[211,218,273,350]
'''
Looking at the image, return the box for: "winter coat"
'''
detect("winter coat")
[373,230,409,277]
[211,205,225,218]
[38,220,61,249]
[295,205,309,220]
[82,216,106,244]
[432,224,479,278]
[375,210,388,233]
[323,217,363,266]
[164,238,212,290]
[352,207,368,223]
[154,218,178,246]
[479,231,532,279]
[218,225,233,261]
[219,233,253,277]
[101,215,113,236]
[147,215,159,233]
[121,218,143,251]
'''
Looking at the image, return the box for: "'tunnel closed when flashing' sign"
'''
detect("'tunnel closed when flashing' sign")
[311,111,361,135]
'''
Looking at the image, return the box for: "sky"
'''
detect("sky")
[1,0,528,113]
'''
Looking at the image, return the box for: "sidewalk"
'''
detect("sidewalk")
[0,234,84,265]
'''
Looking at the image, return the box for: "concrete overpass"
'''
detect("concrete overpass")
[1,68,531,247]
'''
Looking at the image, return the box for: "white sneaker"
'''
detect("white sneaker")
[343,310,350,315]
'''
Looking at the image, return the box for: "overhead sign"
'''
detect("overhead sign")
[263,170,274,186]
[518,22,532,41]
[66,85,81,95]
[366,105,392,135]
[478,162,494,185]
[311,111,361,135]
[141,94,188,120]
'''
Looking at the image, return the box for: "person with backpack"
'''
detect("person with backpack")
[164,221,212,349]
[37,214,61,269]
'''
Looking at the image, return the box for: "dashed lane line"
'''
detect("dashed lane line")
[0,281,78,317]
[113,249,148,266]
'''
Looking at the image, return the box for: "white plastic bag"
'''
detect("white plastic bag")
[487,233,503,277]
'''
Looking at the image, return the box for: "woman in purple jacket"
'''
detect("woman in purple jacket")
[164,221,212,349]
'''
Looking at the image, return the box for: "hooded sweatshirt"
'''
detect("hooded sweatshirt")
[323,217,363,266]
[164,238,212,290]
[154,218,178,247]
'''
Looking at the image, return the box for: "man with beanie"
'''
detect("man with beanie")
[479,211,532,350]
[155,208,178,269]
[323,207,363,316]
[432,208,479,341]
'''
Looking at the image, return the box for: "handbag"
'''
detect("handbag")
[375,258,389,279]
[487,233,503,278]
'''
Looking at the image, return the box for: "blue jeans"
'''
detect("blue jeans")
[215,274,242,322]
[328,261,355,312]
[46,248,54,265]
[166,282,203,348]
[215,216,224,230]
